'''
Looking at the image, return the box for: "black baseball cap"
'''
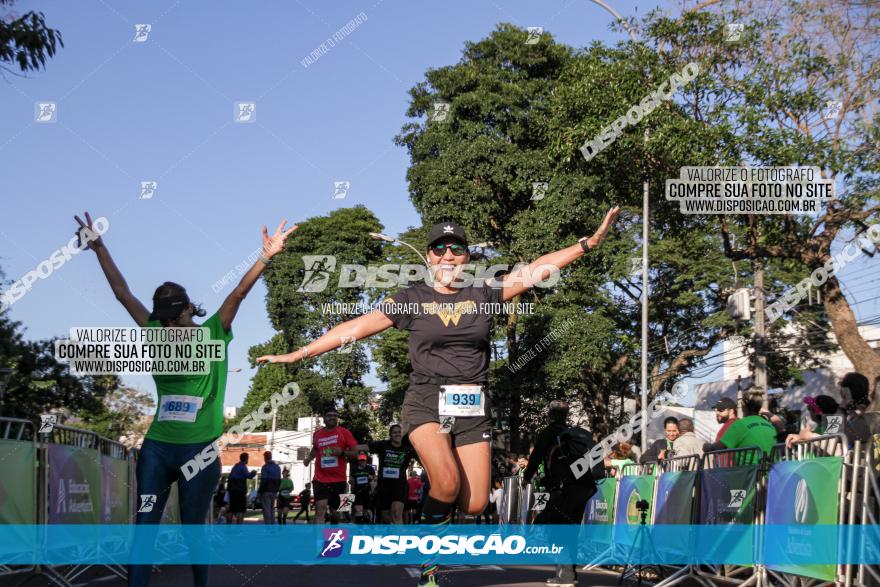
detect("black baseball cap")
[713,397,737,411]
[426,221,469,248]
[149,293,190,321]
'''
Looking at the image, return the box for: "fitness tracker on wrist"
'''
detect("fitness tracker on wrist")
[579,237,592,253]
[260,255,271,265]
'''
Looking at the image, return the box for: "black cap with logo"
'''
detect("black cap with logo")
[149,293,190,321]
[426,221,469,248]
[713,397,737,411]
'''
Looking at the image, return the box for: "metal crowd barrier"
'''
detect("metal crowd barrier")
[0,417,37,579]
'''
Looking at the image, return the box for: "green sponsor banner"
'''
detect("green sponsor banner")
[48,444,101,524]
[0,439,36,524]
[585,478,616,525]
[101,454,130,523]
[699,465,758,524]
[766,456,843,582]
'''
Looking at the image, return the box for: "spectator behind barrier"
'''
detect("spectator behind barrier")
[640,417,679,463]
[786,372,872,448]
[704,393,776,463]
[671,418,703,458]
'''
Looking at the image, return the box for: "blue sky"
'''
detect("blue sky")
[2,1,877,410]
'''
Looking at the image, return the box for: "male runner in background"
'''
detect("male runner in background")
[368,423,417,524]
[349,453,376,524]
[406,470,424,524]
[303,407,360,524]
[292,482,312,523]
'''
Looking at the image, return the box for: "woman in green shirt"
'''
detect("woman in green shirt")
[276,468,295,524]
[74,212,296,587]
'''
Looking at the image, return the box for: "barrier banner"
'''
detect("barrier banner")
[101,454,130,523]
[584,478,616,524]
[699,465,757,525]
[0,439,36,524]
[654,471,696,525]
[765,456,842,582]
[614,474,655,527]
[47,444,101,524]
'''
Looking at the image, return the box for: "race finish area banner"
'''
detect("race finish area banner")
[0,438,36,566]
[765,456,843,582]
[584,478,616,525]
[47,444,101,524]
[0,525,876,566]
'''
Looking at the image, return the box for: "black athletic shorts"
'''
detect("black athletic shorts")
[277,494,293,509]
[313,480,347,510]
[377,479,409,510]
[401,383,493,446]
[353,487,371,507]
[228,490,247,514]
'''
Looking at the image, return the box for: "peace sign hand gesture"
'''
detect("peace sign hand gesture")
[262,219,298,259]
[73,212,104,251]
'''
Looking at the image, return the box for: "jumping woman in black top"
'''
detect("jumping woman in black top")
[257,208,618,584]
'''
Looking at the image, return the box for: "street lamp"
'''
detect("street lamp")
[589,0,650,454]
[0,367,12,419]
[369,233,430,268]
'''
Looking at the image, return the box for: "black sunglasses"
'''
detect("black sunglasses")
[429,242,467,256]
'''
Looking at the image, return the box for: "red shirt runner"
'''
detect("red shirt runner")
[407,476,423,501]
[313,426,357,484]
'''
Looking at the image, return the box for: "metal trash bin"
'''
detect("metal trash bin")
[500,476,521,524]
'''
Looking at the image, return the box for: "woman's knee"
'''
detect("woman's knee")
[461,494,488,515]
[428,467,460,501]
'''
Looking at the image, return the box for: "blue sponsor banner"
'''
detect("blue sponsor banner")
[0,525,877,565]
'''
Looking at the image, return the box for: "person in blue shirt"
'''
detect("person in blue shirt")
[228,453,257,524]
[259,450,282,524]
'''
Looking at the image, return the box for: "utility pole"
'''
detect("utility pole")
[752,260,768,406]
[270,409,278,450]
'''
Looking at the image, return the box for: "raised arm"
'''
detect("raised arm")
[219,220,298,332]
[500,206,619,301]
[75,212,150,327]
[256,308,394,364]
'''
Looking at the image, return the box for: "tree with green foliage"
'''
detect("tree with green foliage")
[0,0,62,76]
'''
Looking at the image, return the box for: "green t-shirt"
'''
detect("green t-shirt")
[145,311,232,444]
[279,478,294,498]
[719,415,777,462]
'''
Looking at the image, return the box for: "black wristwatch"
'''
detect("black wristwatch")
[579,237,592,253]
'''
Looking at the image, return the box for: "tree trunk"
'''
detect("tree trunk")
[821,274,880,408]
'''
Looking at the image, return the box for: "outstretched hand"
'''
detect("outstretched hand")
[255,354,294,365]
[587,206,620,249]
[73,212,104,251]
[262,220,298,259]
